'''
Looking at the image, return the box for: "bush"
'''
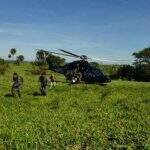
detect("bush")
[30,64,49,75]
[134,64,150,82]
[0,58,9,74]
[117,65,135,80]
[110,64,150,82]
[89,62,121,79]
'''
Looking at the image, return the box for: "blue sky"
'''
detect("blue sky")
[0,0,150,63]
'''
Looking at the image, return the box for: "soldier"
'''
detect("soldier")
[76,72,82,82]
[11,72,23,98]
[49,74,56,88]
[71,76,77,84]
[39,72,48,96]
[72,64,83,83]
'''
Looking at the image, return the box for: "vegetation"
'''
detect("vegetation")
[0,63,149,149]
[0,58,9,74]
[90,63,121,79]
[36,50,66,70]
[0,47,149,149]
[133,47,150,65]
[91,48,150,82]
[8,48,17,61]
[16,55,25,65]
[8,48,25,65]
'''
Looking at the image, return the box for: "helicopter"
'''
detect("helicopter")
[46,49,112,84]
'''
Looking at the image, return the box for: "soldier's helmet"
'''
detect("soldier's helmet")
[41,71,46,76]
[13,72,19,79]
[13,72,18,76]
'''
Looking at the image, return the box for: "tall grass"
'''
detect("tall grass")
[0,63,149,149]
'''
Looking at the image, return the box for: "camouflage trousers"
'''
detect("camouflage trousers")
[40,84,47,96]
[11,84,21,98]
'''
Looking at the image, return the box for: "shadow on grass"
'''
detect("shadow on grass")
[98,83,107,86]
[4,93,14,97]
[45,98,60,110]
[142,99,150,104]
[32,92,42,96]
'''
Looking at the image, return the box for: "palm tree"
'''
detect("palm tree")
[8,54,11,59]
[10,48,17,61]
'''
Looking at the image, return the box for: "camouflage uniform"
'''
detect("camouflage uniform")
[72,64,82,83]
[11,73,23,98]
[49,75,56,88]
[39,73,48,96]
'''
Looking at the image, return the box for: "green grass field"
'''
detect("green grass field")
[0,63,150,150]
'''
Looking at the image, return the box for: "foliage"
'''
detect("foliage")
[15,55,25,65]
[134,64,150,82]
[10,48,17,56]
[117,65,135,80]
[132,47,150,81]
[0,58,9,74]
[133,47,150,65]
[99,64,121,79]
[36,49,49,63]
[0,58,5,64]
[0,63,149,149]
[30,65,49,75]
[96,47,150,82]
[46,53,65,69]
[107,64,150,82]
[17,55,25,62]
[8,54,11,59]
[30,60,49,75]
[89,62,121,79]
[36,49,66,70]
[9,48,17,61]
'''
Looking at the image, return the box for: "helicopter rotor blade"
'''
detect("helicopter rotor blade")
[58,49,81,58]
[50,51,79,58]
[91,57,132,63]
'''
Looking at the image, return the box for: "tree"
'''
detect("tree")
[0,58,5,64]
[36,49,66,70]
[117,65,135,80]
[10,48,17,60]
[17,55,25,62]
[8,54,11,59]
[90,62,100,69]
[16,55,25,65]
[46,53,66,69]
[134,64,150,81]
[132,47,150,81]
[0,58,9,74]
[132,47,150,65]
[36,49,49,64]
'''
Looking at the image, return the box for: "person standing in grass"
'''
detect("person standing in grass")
[39,71,48,96]
[11,72,23,98]
[49,74,56,88]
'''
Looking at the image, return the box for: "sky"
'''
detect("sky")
[0,0,150,63]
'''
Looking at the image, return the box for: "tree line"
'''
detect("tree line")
[91,47,150,82]
[0,47,150,82]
